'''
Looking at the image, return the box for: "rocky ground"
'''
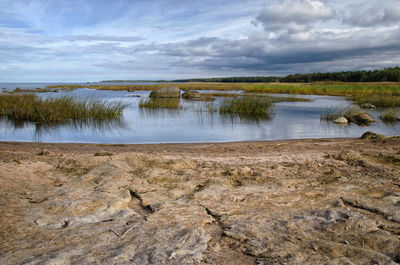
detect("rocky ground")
[0,135,399,265]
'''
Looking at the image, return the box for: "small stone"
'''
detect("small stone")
[353,113,376,125]
[333,117,348,124]
[37,150,50,156]
[360,103,376,109]
[182,91,201,99]
[35,218,68,229]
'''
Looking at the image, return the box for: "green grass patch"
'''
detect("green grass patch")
[243,82,400,96]
[379,109,400,122]
[352,95,400,108]
[219,96,273,119]
[0,94,126,123]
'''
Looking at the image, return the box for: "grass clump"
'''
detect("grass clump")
[379,109,400,122]
[353,95,400,108]
[219,96,273,119]
[321,106,365,122]
[139,98,183,109]
[0,94,126,123]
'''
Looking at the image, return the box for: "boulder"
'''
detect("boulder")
[149,87,180,98]
[360,131,385,140]
[353,112,376,125]
[333,117,348,124]
[360,103,376,109]
[182,91,201,99]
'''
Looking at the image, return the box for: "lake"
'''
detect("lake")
[1,83,399,143]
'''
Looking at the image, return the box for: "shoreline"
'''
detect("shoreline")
[0,137,362,155]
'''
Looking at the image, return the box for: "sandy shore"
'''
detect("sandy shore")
[0,136,399,264]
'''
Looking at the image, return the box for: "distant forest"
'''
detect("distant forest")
[101,67,400,83]
[172,67,400,83]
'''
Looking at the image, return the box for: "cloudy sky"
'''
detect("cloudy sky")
[1,0,400,82]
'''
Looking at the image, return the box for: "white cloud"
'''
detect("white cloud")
[342,0,400,27]
[256,0,335,33]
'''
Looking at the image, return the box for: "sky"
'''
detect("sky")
[0,0,400,82]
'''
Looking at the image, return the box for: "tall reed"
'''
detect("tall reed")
[219,96,273,119]
[0,94,126,122]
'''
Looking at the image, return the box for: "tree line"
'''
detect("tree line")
[173,67,400,83]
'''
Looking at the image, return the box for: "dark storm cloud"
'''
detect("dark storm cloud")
[153,35,400,73]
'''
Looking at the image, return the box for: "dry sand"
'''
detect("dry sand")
[0,136,399,264]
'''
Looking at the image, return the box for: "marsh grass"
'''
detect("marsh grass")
[266,96,311,103]
[138,98,183,109]
[7,87,59,93]
[219,96,273,119]
[0,94,126,123]
[379,109,400,122]
[47,82,245,91]
[200,92,239,98]
[47,82,400,97]
[243,82,400,96]
[195,101,217,113]
[352,95,400,108]
[321,105,363,121]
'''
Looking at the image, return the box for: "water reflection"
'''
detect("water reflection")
[1,118,127,142]
[219,112,275,125]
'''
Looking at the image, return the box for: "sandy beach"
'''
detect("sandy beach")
[0,135,399,264]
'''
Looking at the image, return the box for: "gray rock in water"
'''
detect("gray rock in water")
[333,117,348,124]
[360,103,376,109]
[182,91,201,99]
[353,112,376,125]
[149,87,180,98]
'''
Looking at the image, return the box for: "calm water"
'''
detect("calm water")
[1,83,399,143]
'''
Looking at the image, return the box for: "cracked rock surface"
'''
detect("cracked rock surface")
[0,137,399,264]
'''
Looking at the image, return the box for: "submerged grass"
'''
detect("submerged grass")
[379,109,400,122]
[195,101,217,113]
[321,106,364,121]
[219,96,273,119]
[0,94,126,123]
[46,82,400,97]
